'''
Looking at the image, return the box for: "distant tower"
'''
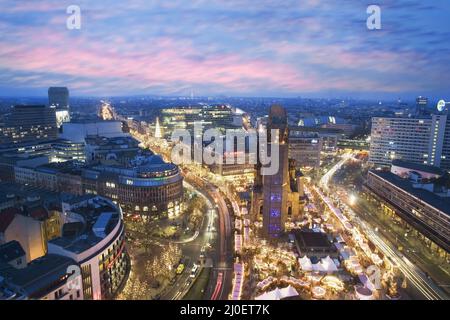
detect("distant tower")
[416,96,428,116]
[261,105,290,239]
[48,87,70,128]
[155,117,162,138]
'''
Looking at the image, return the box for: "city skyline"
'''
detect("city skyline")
[0,0,449,304]
[0,0,450,99]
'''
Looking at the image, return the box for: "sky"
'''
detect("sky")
[0,0,449,99]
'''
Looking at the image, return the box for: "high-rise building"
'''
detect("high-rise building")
[442,116,450,171]
[251,105,303,239]
[0,105,58,144]
[262,105,290,238]
[416,96,428,116]
[48,87,69,109]
[48,87,70,128]
[369,114,450,171]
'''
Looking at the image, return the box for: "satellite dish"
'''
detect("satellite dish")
[437,100,446,112]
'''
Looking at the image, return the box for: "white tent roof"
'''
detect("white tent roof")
[321,256,338,272]
[312,262,326,272]
[280,285,299,298]
[299,256,313,271]
[255,286,299,300]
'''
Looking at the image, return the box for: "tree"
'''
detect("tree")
[117,273,149,300]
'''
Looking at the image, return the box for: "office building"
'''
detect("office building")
[0,105,58,144]
[369,114,450,171]
[60,120,128,143]
[289,130,322,168]
[82,154,184,218]
[48,87,69,109]
[416,96,428,116]
[161,104,240,137]
[441,115,450,171]
[51,139,86,162]
[48,87,70,128]
[365,162,449,258]
[11,153,184,218]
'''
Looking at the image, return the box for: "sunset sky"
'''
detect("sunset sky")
[0,0,449,99]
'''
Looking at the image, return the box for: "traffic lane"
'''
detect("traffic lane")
[162,182,216,300]
[348,195,450,295]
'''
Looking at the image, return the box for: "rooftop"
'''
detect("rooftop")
[85,135,140,148]
[0,182,66,209]
[49,196,120,254]
[369,170,450,216]
[391,160,444,176]
[35,161,83,175]
[90,154,180,179]
[293,230,335,250]
[0,254,76,298]
[0,241,25,263]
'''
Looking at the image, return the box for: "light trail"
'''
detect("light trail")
[317,153,447,300]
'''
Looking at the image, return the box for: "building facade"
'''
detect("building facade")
[289,130,322,168]
[48,87,70,128]
[0,105,58,144]
[369,114,450,171]
[365,167,449,258]
[82,155,184,218]
[48,196,129,300]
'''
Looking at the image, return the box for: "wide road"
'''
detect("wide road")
[185,173,233,300]
[318,154,448,300]
[160,180,217,300]
[128,125,233,300]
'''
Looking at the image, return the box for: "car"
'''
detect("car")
[190,264,199,278]
[176,264,185,275]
